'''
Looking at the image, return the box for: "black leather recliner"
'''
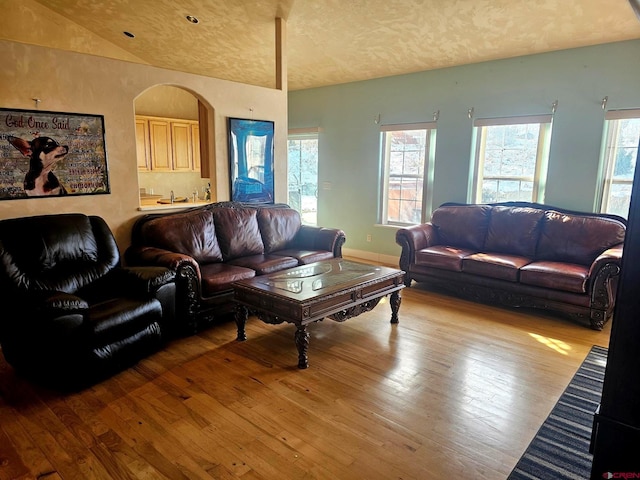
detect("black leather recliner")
[0,213,176,387]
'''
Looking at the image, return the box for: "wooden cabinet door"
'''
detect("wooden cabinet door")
[171,121,193,171]
[191,123,201,171]
[149,120,172,171]
[135,119,150,171]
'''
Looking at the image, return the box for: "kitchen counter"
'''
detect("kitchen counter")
[137,199,212,211]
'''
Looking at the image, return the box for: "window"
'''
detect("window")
[599,109,640,218]
[472,115,553,203]
[380,123,436,225]
[287,130,319,226]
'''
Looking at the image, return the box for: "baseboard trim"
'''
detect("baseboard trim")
[343,248,399,267]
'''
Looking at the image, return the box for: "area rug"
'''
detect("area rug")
[508,345,608,480]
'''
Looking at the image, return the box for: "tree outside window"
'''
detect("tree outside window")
[600,111,640,218]
[380,123,436,225]
[473,115,552,204]
[287,133,318,225]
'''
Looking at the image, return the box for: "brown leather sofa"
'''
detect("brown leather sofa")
[395,202,626,329]
[125,201,346,334]
[0,213,176,387]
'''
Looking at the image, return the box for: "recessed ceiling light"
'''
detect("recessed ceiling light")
[123,31,135,38]
[186,15,199,24]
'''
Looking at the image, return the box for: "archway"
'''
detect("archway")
[134,85,212,206]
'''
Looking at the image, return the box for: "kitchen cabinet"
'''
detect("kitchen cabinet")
[191,123,201,171]
[135,118,150,171]
[136,115,200,172]
[148,119,173,171]
[171,121,193,171]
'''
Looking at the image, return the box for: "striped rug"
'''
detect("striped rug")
[508,345,608,480]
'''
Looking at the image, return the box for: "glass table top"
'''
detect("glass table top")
[260,260,381,294]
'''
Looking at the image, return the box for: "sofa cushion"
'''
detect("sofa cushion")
[431,205,491,250]
[258,208,301,252]
[462,253,531,282]
[484,206,544,257]
[213,208,264,261]
[415,245,477,272]
[199,263,256,294]
[273,249,334,265]
[520,261,589,293]
[537,211,626,265]
[228,254,299,275]
[140,210,222,264]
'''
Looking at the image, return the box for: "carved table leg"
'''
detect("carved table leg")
[235,304,248,341]
[390,290,401,324]
[295,324,310,369]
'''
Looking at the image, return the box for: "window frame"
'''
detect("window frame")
[379,122,436,226]
[471,114,553,204]
[597,109,640,218]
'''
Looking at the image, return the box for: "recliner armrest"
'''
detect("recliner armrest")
[17,291,89,337]
[38,291,89,314]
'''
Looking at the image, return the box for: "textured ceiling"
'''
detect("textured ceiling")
[10,0,640,90]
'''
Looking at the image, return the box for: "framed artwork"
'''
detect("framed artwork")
[228,117,274,204]
[0,108,109,200]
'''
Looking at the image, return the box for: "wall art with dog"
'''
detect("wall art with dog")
[0,108,109,199]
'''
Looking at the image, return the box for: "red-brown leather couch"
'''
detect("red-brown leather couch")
[395,202,626,329]
[125,202,346,334]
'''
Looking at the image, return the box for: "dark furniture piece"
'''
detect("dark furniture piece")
[396,202,626,329]
[125,201,346,334]
[233,259,404,368]
[590,142,640,476]
[0,213,176,386]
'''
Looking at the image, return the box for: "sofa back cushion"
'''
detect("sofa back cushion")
[484,206,545,257]
[537,211,626,265]
[431,205,492,250]
[257,208,301,252]
[213,207,264,260]
[141,210,222,263]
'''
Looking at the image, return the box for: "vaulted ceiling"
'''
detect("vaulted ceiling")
[7,0,640,90]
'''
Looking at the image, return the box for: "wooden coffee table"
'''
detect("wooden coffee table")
[233,259,404,369]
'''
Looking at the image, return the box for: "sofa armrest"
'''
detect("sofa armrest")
[294,226,346,257]
[587,243,624,316]
[588,243,623,279]
[126,246,200,274]
[116,266,176,295]
[588,244,624,283]
[395,223,439,274]
[125,245,203,334]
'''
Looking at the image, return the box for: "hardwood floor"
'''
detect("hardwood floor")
[0,284,611,479]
